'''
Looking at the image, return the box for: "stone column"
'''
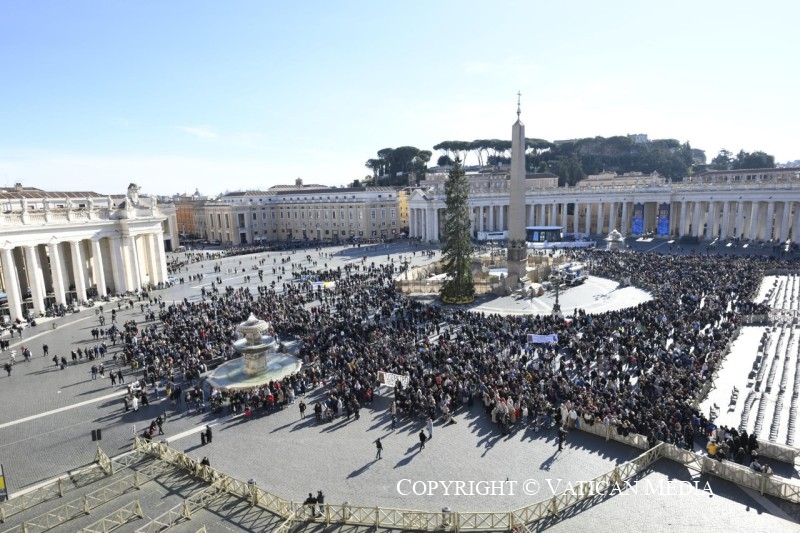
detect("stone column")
[91,238,106,297]
[621,202,629,235]
[146,234,160,284]
[720,202,730,240]
[155,233,168,283]
[469,207,475,237]
[47,242,67,305]
[779,201,792,243]
[692,201,703,237]
[478,206,484,233]
[749,201,760,241]
[596,203,604,235]
[498,205,505,232]
[764,201,775,241]
[70,240,88,303]
[584,204,591,235]
[792,202,800,243]
[705,201,717,239]
[678,201,687,236]
[608,201,616,232]
[538,204,546,226]
[735,202,744,240]
[573,202,580,234]
[125,236,142,291]
[108,236,125,294]
[1,248,23,321]
[528,204,535,226]
[24,245,45,315]
[561,202,568,230]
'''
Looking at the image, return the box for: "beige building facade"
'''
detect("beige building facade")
[203,184,408,245]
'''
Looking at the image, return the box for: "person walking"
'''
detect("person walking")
[205,425,212,444]
[117,369,125,383]
[375,437,383,459]
[557,426,567,451]
[316,490,325,517]
[426,417,434,440]
[299,400,307,419]
[419,430,427,450]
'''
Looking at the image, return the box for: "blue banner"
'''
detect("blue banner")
[657,203,670,235]
[631,203,644,235]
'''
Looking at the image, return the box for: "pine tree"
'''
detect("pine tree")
[440,157,475,304]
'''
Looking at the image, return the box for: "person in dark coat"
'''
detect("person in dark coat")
[419,430,427,450]
[205,425,212,444]
[316,490,325,517]
[557,426,567,451]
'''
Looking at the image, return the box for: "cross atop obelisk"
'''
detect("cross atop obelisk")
[517,90,521,119]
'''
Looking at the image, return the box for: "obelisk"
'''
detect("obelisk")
[506,92,527,288]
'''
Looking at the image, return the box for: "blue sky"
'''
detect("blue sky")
[1,1,798,196]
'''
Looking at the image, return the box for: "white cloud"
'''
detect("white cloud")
[177,125,218,139]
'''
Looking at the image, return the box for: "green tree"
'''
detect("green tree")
[439,157,475,304]
[711,149,733,170]
[437,154,454,166]
[733,150,776,169]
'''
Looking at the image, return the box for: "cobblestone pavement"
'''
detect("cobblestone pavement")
[1,242,799,532]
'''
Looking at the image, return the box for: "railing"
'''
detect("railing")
[79,499,144,533]
[569,412,800,504]
[132,436,666,531]
[0,478,66,524]
[5,469,151,533]
[134,484,224,533]
[0,447,135,523]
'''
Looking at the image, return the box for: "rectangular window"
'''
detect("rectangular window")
[381,209,386,220]
[391,209,396,219]
[371,209,376,220]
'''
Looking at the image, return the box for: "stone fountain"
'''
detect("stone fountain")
[205,314,302,390]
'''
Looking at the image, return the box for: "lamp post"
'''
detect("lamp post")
[403,258,410,280]
[550,270,563,317]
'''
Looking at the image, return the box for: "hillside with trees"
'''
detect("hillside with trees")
[362,137,776,187]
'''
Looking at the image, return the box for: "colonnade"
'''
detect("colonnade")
[0,232,168,321]
[408,199,800,243]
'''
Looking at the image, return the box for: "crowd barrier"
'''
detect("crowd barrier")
[567,411,800,504]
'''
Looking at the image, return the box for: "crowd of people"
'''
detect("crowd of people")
[59,245,799,479]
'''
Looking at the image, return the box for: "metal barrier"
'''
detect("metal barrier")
[134,483,224,533]
[131,436,665,531]
[0,449,146,524]
[5,473,147,533]
[79,499,144,533]
[569,411,800,505]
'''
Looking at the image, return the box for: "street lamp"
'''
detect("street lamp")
[550,270,564,317]
[403,258,411,280]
